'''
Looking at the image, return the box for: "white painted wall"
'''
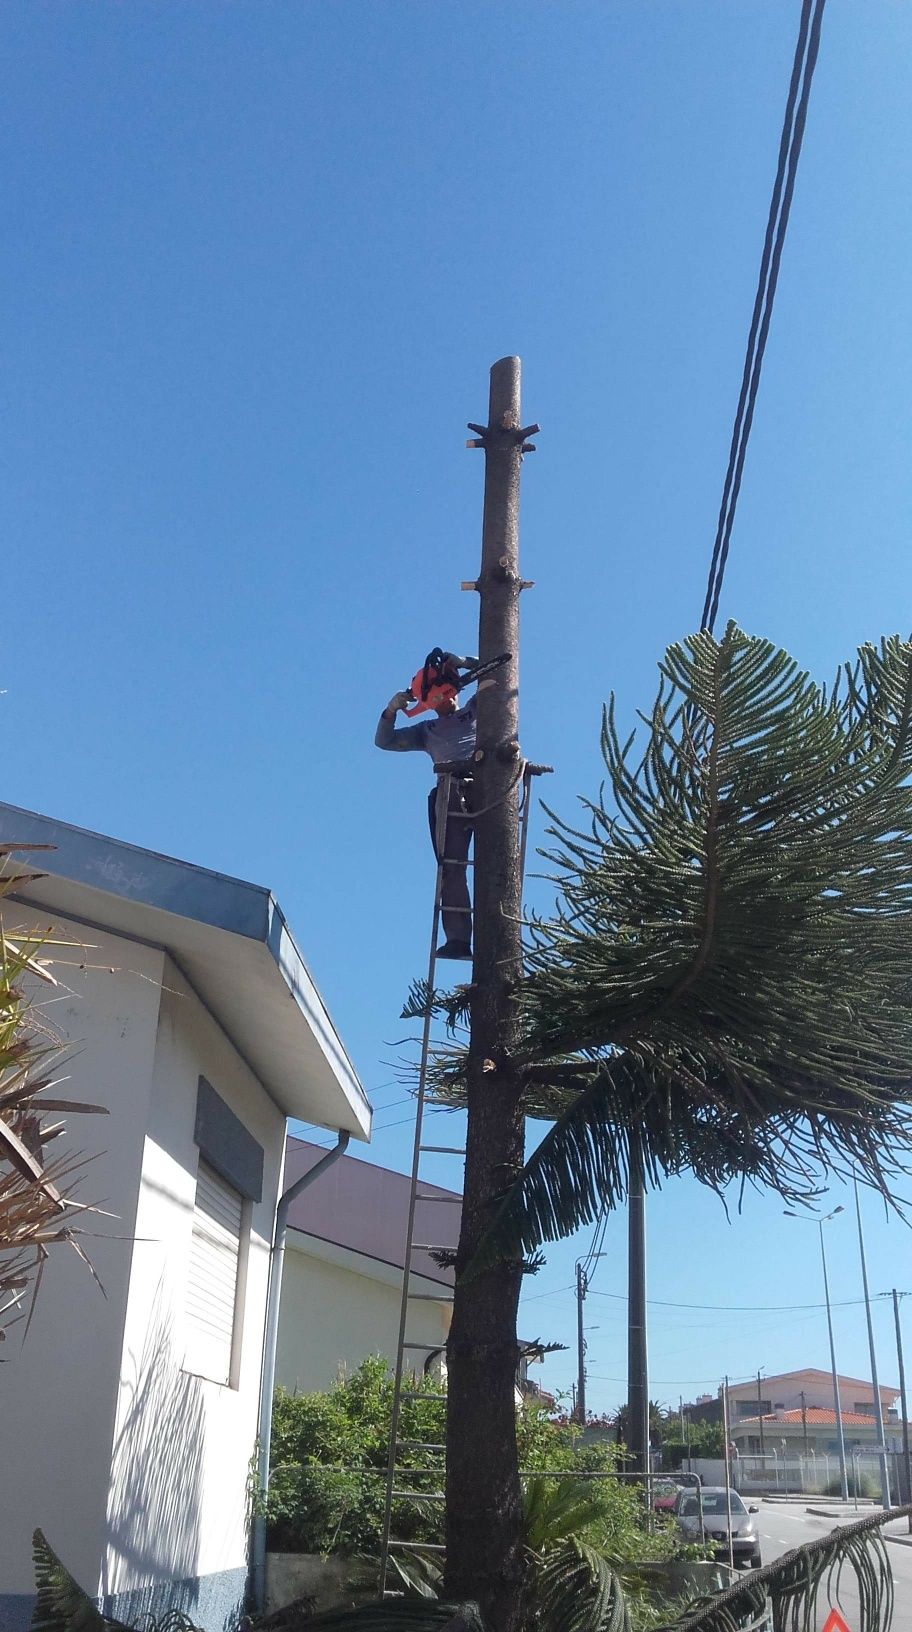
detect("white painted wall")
[104,954,286,1599]
[275,1236,450,1395]
[0,908,164,1599]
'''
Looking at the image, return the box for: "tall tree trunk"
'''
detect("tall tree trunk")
[444,358,536,1631]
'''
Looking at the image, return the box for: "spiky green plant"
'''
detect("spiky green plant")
[31,1531,203,1632]
[520,1477,630,1632]
[0,849,107,1341]
[432,625,912,1267]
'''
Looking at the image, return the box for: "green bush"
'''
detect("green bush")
[825,1470,879,1499]
[266,1358,683,1565]
[661,1424,725,1469]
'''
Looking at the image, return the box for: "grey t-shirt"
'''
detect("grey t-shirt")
[375,694,477,766]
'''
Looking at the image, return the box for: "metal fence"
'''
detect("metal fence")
[733,1450,910,1502]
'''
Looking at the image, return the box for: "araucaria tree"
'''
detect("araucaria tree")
[437,622,912,1627]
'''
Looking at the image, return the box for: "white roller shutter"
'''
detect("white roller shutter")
[184,1160,243,1385]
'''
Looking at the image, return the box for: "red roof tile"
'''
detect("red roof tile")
[737,1408,883,1428]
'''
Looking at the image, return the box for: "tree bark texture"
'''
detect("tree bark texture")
[444,358,531,1631]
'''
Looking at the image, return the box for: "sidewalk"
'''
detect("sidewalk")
[802,1503,912,1547]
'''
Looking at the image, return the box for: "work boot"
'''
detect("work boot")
[437,940,472,961]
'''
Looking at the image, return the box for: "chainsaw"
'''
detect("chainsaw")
[404,647,512,718]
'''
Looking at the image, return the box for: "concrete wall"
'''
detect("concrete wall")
[102,955,287,1630]
[275,1236,450,1395]
[0,909,164,1629]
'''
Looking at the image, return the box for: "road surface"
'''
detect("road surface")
[755,1500,912,1632]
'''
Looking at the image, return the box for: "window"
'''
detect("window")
[853,1402,876,1416]
[737,1398,770,1418]
[683,1493,746,1517]
[184,1160,247,1386]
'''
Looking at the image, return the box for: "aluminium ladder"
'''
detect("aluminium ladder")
[378,757,539,1595]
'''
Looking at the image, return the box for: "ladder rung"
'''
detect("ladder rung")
[411,1244,452,1253]
[416,1192,461,1203]
[401,1391,446,1400]
[408,1291,453,1301]
[441,858,474,867]
[396,1441,446,1451]
[388,1541,446,1552]
[403,1340,444,1350]
[437,904,471,913]
[392,1491,445,1500]
[420,1145,466,1154]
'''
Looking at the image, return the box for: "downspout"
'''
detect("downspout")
[252,1129,350,1612]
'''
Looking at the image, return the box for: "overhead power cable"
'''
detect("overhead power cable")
[701,0,828,634]
[587,1287,897,1313]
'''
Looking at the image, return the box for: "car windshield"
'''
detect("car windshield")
[682,1493,747,1518]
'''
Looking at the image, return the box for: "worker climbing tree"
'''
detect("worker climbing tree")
[374,647,510,960]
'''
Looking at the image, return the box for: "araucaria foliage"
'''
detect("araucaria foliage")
[447,625,912,1265]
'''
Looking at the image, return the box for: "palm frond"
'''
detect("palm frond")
[532,1537,630,1632]
[32,1529,134,1632]
[657,1504,907,1632]
[521,1477,610,1554]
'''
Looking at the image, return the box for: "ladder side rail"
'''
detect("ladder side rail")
[378,771,452,1592]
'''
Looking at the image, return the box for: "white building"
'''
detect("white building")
[0,803,370,1632]
[275,1137,458,1393]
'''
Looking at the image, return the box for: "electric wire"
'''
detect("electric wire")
[701,0,827,633]
[587,1287,897,1313]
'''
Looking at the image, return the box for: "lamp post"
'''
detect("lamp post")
[784,1205,848,1500]
[853,1177,891,1508]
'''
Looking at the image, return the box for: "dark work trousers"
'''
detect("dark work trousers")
[427,778,475,946]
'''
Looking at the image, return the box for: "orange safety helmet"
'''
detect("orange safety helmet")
[404,648,461,717]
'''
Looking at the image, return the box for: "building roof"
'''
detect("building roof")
[729,1369,897,1400]
[284,1137,460,1288]
[736,1408,890,1429]
[0,802,371,1139]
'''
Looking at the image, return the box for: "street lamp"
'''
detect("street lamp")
[853,1177,891,1508]
[784,1205,848,1499]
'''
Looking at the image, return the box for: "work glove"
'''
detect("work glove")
[385,689,414,714]
[443,652,478,670]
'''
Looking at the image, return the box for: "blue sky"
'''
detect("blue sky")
[4,1,912,1415]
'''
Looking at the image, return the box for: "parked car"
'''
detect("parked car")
[652,1478,682,1513]
[674,1486,762,1570]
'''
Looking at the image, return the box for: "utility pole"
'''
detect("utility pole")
[892,1290,912,1527]
[800,1390,809,1460]
[757,1371,766,1460]
[854,1178,890,1508]
[576,1261,588,1425]
[444,358,538,1632]
[627,1139,649,1479]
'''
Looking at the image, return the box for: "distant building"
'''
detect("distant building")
[731,1406,909,1458]
[725,1368,898,1423]
[681,1370,904,1458]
